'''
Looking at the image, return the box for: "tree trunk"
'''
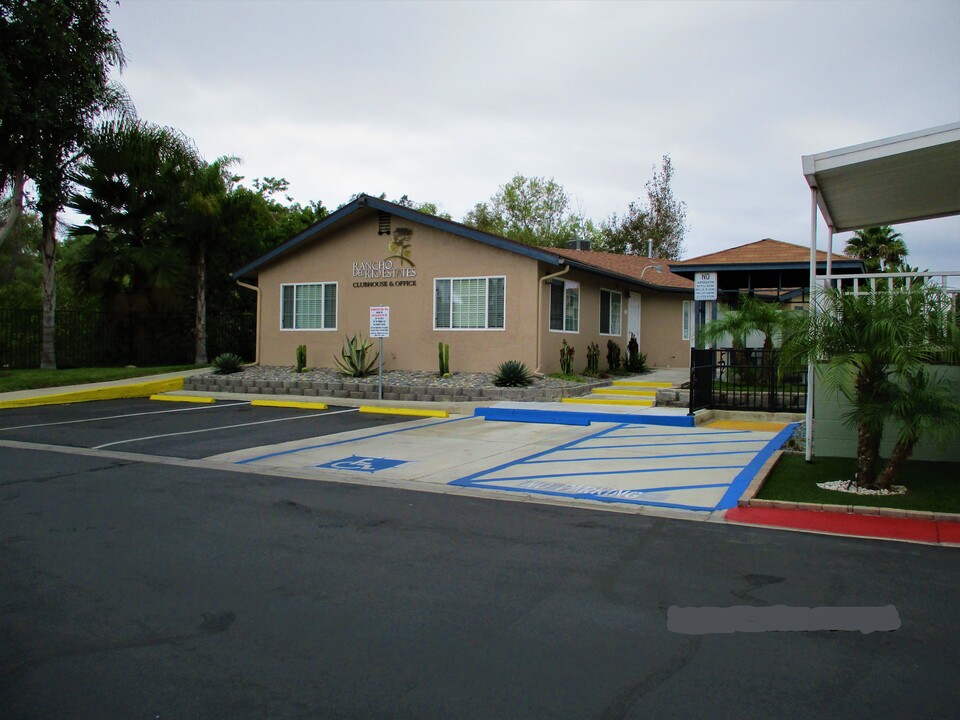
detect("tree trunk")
[0,168,26,251]
[855,422,882,487]
[39,205,58,369]
[875,438,916,490]
[194,238,207,365]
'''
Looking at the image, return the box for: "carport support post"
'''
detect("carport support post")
[806,187,818,462]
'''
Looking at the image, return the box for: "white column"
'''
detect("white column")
[806,188,818,462]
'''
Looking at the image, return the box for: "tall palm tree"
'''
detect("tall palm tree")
[845,226,908,273]
[67,118,201,313]
[178,156,238,364]
[780,285,955,488]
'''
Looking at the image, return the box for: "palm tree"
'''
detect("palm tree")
[780,285,956,489]
[872,367,960,489]
[67,118,201,313]
[845,226,908,273]
[179,156,238,364]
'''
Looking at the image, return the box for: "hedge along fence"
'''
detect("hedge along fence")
[0,309,255,369]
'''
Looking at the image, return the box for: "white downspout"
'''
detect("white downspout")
[535,262,570,375]
[236,279,262,365]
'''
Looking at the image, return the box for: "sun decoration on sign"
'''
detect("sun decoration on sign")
[387,227,415,267]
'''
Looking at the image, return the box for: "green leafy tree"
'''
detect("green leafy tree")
[0,0,126,367]
[463,174,578,248]
[845,226,908,273]
[780,286,958,489]
[597,155,688,259]
[67,118,201,314]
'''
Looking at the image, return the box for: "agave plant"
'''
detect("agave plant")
[333,334,380,377]
[493,360,534,387]
[210,352,243,375]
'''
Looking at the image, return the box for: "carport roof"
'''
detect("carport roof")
[802,121,960,232]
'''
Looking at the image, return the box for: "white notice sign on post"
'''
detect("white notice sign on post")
[370,306,390,338]
[694,272,718,301]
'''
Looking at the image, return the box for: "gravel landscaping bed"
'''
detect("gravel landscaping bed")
[185,366,609,402]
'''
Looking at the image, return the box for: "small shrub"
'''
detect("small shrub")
[625,334,648,373]
[493,360,534,387]
[211,352,243,375]
[560,339,574,375]
[606,339,622,372]
[333,334,379,377]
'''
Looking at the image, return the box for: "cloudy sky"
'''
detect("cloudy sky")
[106,0,959,268]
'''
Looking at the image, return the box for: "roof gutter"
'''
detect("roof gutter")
[235,279,261,365]
[535,262,570,375]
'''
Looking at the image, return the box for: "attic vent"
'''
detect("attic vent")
[378,211,391,236]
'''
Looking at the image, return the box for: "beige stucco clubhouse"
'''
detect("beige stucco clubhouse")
[233,195,694,375]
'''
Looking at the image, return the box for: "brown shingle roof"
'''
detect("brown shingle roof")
[675,238,852,265]
[552,248,694,290]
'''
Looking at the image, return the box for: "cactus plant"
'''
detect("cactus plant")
[493,360,534,387]
[211,352,243,375]
[438,342,450,376]
[585,341,600,375]
[295,344,307,372]
[559,339,574,375]
[606,339,622,372]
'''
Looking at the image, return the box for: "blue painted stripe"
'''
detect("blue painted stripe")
[235,415,471,464]
[451,422,629,486]
[522,449,759,465]
[474,407,695,427]
[605,430,752,439]
[559,438,767,451]
[460,482,717,512]
[473,407,590,426]
[715,422,799,510]
[464,464,745,484]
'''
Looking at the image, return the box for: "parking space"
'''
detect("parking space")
[0,398,416,459]
[214,414,796,512]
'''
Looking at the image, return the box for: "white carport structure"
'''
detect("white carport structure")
[801,121,960,460]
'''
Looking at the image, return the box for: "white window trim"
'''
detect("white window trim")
[280,281,338,331]
[549,280,580,334]
[432,275,507,331]
[682,299,692,341]
[599,288,623,337]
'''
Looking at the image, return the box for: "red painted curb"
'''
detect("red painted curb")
[724,506,943,544]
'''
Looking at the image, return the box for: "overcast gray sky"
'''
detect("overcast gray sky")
[107,0,959,268]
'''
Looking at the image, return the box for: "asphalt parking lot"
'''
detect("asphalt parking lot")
[0,398,793,513]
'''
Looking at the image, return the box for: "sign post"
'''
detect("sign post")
[693,272,718,344]
[369,306,390,400]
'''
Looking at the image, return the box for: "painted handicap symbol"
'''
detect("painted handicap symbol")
[317,455,409,474]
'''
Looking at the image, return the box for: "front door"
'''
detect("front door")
[627,296,641,347]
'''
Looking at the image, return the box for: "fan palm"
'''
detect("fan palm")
[780,285,956,488]
[845,226,908,273]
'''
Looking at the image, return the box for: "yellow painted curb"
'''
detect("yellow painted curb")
[562,397,654,406]
[592,387,657,396]
[250,399,329,410]
[0,377,184,410]
[706,420,788,432]
[359,406,449,418]
[611,381,673,388]
[150,394,216,404]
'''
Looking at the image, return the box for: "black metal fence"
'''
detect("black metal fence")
[690,347,807,414]
[0,309,255,369]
